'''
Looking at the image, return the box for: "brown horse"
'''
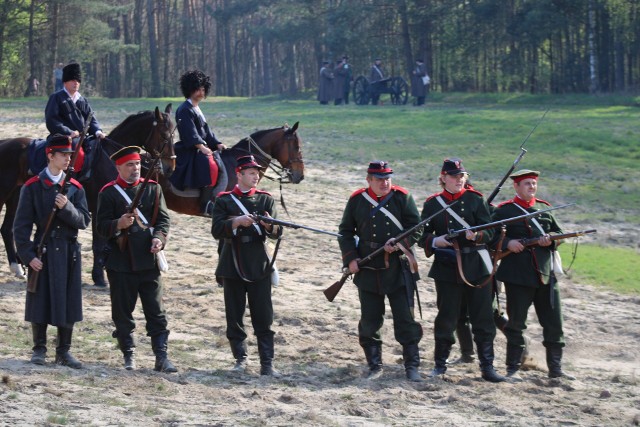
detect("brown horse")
[160,122,304,216]
[0,105,176,286]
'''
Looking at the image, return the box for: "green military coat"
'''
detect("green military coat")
[418,188,494,284]
[96,177,170,272]
[338,186,420,295]
[493,197,562,287]
[211,186,281,281]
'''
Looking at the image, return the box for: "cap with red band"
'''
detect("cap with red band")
[235,155,264,173]
[110,146,142,165]
[46,135,74,154]
[510,169,540,183]
[367,160,393,178]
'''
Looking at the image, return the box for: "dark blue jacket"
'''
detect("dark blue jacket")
[170,100,223,190]
[44,89,101,140]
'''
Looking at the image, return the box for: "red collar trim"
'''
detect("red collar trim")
[439,187,466,201]
[232,185,256,197]
[366,187,390,201]
[116,176,140,188]
[513,195,535,209]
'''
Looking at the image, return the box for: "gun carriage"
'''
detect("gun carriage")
[352,75,409,105]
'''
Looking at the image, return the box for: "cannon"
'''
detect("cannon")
[352,76,409,105]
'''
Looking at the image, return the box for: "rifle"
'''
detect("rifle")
[116,147,164,252]
[251,214,341,237]
[494,229,596,261]
[445,203,573,241]
[27,114,93,293]
[323,201,457,302]
[486,109,549,204]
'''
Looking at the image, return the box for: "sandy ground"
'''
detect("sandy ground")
[0,122,639,426]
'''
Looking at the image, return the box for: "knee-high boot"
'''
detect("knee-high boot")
[546,346,575,380]
[151,331,177,373]
[505,345,524,382]
[257,334,281,377]
[362,344,383,380]
[476,341,505,383]
[55,326,82,369]
[31,323,47,365]
[116,332,136,370]
[429,340,451,377]
[403,343,422,382]
[451,323,475,364]
[229,340,248,372]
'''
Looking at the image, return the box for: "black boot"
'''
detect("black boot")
[257,334,281,377]
[429,340,451,377]
[450,323,475,364]
[546,346,575,380]
[199,186,216,217]
[30,323,47,365]
[403,343,422,382]
[116,333,136,370]
[476,341,505,383]
[55,326,82,369]
[151,331,177,373]
[505,345,525,382]
[229,340,248,372]
[362,345,383,380]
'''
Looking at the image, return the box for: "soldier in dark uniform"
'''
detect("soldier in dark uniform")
[170,69,227,216]
[492,170,574,381]
[369,59,385,105]
[14,135,91,368]
[341,56,352,104]
[338,161,423,381]
[317,61,334,105]
[410,59,428,106]
[211,155,283,376]
[44,63,105,174]
[96,146,177,373]
[333,58,348,105]
[418,158,504,382]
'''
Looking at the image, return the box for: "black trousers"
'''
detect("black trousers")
[358,286,422,348]
[504,282,565,348]
[107,268,168,337]
[434,279,496,344]
[223,276,274,342]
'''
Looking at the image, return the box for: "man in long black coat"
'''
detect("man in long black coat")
[14,136,91,369]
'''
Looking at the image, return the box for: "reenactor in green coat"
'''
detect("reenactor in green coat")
[211,155,283,376]
[418,158,505,383]
[96,146,176,373]
[338,161,423,381]
[492,170,574,381]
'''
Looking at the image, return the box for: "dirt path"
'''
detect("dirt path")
[0,164,638,426]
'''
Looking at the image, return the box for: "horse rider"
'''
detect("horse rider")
[170,69,228,216]
[44,62,105,176]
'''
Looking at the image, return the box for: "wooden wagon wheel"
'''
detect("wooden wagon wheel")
[353,76,370,105]
[389,77,409,105]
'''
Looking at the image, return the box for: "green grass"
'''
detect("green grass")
[559,244,640,294]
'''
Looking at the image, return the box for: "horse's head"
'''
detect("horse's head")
[108,104,176,177]
[255,121,304,184]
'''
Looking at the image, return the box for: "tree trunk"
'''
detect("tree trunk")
[147,0,161,97]
[588,0,599,94]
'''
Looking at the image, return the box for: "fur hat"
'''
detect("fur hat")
[62,63,81,83]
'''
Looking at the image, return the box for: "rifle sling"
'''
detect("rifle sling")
[453,227,506,289]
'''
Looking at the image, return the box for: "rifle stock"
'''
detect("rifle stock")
[323,201,456,302]
[116,149,163,252]
[495,229,596,261]
[27,115,93,292]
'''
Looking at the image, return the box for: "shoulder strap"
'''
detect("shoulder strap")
[361,192,403,230]
[435,195,471,229]
[229,193,262,235]
[514,204,545,234]
[114,184,149,226]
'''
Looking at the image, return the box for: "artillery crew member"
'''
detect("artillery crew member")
[338,161,423,381]
[211,155,283,376]
[14,135,91,368]
[492,169,574,381]
[44,62,105,174]
[418,158,504,382]
[317,61,334,105]
[96,146,176,373]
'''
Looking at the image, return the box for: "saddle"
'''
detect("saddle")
[28,137,98,180]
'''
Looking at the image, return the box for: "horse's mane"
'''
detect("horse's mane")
[249,127,284,140]
[109,110,156,135]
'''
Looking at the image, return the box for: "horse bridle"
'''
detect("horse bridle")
[244,129,301,184]
[141,114,177,162]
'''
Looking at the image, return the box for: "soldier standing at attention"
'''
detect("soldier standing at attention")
[492,170,574,381]
[96,146,176,373]
[211,155,283,376]
[14,136,91,368]
[317,60,334,105]
[418,158,505,383]
[338,161,423,381]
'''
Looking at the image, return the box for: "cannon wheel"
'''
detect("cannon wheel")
[389,77,409,105]
[353,76,370,105]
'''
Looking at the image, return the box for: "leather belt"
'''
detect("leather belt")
[225,236,265,244]
[360,240,384,249]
